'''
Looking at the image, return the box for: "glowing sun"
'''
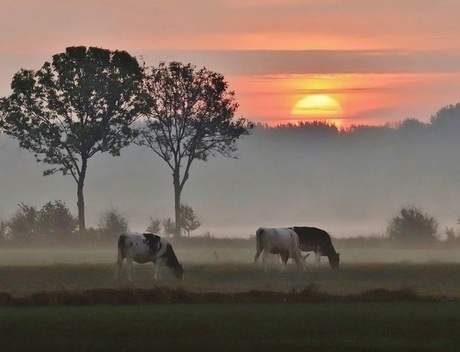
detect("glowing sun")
[292,94,343,117]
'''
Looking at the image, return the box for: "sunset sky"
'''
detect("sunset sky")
[2,0,460,127]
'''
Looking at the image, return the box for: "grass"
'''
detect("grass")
[0,246,459,351]
[1,303,459,352]
[1,262,459,297]
[1,245,459,266]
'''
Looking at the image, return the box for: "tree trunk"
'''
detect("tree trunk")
[173,172,182,238]
[77,159,88,233]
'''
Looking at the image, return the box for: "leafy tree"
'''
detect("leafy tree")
[386,205,439,244]
[430,103,460,130]
[146,215,161,234]
[8,203,39,241]
[0,46,148,232]
[36,200,77,238]
[137,61,252,237]
[179,203,201,237]
[98,207,128,237]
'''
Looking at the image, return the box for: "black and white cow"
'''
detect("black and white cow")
[117,233,184,281]
[290,226,340,268]
[254,227,306,272]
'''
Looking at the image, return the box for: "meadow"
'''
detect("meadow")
[0,243,459,351]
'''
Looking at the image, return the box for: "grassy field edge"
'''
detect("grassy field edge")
[0,286,457,307]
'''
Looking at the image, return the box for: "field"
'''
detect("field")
[1,244,460,351]
[1,303,460,352]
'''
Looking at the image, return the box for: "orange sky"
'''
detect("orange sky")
[2,0,460,126]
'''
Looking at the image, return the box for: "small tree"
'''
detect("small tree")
[8,203,39,241]
[98,207,128,237]
[137,61,252,237]
[387,205,439,244]
[162,218,175,238]
[36,200,77,239]
[179,203,201,237]
[146,215,161,234]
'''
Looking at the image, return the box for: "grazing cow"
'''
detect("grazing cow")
[290,226,340,268]
[117,233,184,281]
[254,227,306,272]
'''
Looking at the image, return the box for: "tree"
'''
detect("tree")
[36,200,77,238]
[146,215,161,234]
[137,61,252,237]
[0,46,148,232]
[430,103,460,130]
[179,203,201,237]
[386,205,439,244]
[98,207,128,237]
[8,203,39,241]
[162,218,175,238]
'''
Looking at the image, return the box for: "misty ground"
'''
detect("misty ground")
[1,238,459,298]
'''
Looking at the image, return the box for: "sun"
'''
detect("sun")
[291,94,343,117]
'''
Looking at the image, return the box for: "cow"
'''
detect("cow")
[117,233,184,281]
[290,226,340,268]
[254,227,306,272]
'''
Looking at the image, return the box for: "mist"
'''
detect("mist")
[2,110,460,238]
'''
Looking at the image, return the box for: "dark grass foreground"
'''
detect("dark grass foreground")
[0,286,456,306]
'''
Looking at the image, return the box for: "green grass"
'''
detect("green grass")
[1,303,459,352]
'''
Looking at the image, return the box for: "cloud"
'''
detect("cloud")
[137,49,460,76]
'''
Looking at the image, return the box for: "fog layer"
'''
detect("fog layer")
[2,115,460,238]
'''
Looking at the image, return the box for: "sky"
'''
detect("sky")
[2,0,460,127]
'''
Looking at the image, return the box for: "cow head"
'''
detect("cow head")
[173,263,184,280]
[329,253,340,268]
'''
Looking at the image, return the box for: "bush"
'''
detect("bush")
[7,201,77,242]
[386,205,439,244]
[8,203,39,241]
[36,200,77,238]
[98,207,128,238]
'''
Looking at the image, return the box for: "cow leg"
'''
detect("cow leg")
[126,257,133,282]
[280,251,290,272]
[153,262,161,281]
[116,256,124,280]
[315,250,322,268]
[254,248,263,264]
[262,251,270,272]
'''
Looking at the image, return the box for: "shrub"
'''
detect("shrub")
[36,200,77,238]
[8,203,39,241]
[386,205,439,244]
[98,207,128,238]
